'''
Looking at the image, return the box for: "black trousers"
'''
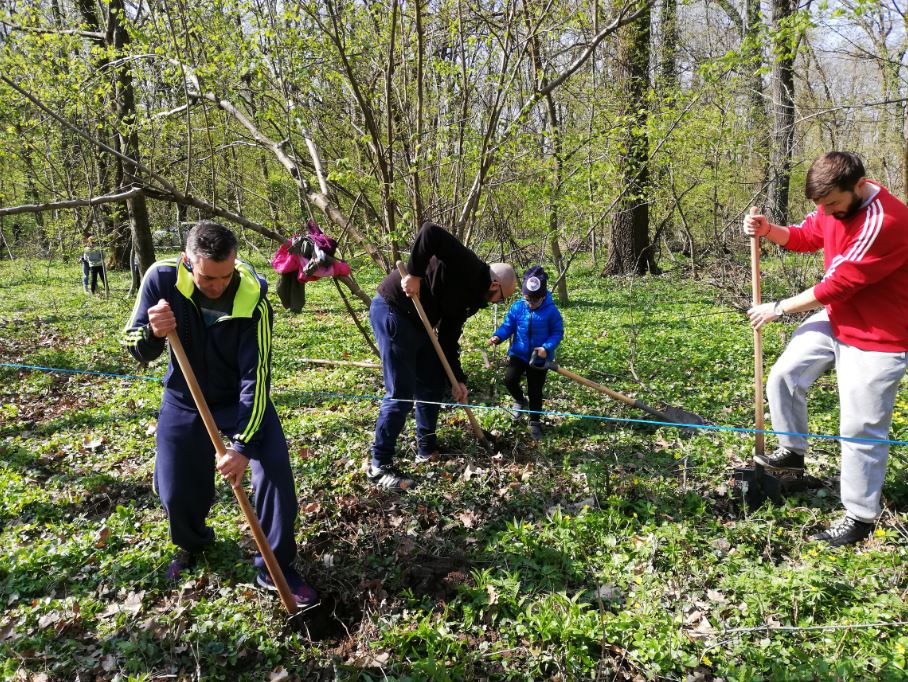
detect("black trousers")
[154,396,298,571]
[504,356,548,421]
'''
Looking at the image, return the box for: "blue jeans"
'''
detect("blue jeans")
[370,295,445,467]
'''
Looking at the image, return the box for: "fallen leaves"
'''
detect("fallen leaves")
[94,526,111,548]
[100,591,145,618]
[461,464,485,481]
[269,666,290,681]
[458,510,477,528]
[0,620,16,642]
[36,603,82,637]
[486,584,499,605]
[345,651,390,668]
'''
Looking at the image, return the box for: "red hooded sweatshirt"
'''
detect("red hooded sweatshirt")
[785,183,908,352]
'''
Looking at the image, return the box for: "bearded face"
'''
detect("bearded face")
[816,188,864,220]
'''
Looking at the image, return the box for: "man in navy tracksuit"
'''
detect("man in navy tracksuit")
[489,266,565,439]
[368,221,517,490]
[122,221,316,607]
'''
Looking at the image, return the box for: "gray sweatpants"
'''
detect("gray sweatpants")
[767,310,907,522]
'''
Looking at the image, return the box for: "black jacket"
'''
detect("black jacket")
[377,222,491,382]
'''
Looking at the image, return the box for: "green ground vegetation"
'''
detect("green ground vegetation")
[1,254,907,681]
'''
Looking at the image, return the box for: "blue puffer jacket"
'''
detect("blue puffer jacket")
[493,292,564,364]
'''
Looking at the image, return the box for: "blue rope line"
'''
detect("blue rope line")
[4,361,907,447]
[290,390,908,447]
[1,362,161,383]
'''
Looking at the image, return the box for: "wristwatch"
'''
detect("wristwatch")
[773,301,785,317]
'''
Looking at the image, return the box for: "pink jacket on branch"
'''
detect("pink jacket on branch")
[271,221,352,282]
[785,183,908,353]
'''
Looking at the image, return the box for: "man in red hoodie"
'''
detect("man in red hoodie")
[744,152,908,546]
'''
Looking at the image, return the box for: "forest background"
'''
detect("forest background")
[1,0,907,680]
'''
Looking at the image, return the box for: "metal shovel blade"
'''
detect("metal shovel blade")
[733,465,783,509]
[658,404,708,427]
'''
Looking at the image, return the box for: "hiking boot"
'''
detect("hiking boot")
[529,421,542,440]
[809,515,874,547]
[166,549,198,582]
[257,567,319,610]
[754,447,805,472]
[368,463,415,490]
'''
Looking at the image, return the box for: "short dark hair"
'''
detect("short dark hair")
[185,221,238,261]
[804,152,865,201]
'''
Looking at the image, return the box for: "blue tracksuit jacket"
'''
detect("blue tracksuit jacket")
[493,292,565,364]
[122,257,274,459]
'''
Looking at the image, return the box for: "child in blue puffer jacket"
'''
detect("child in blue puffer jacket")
[488,265,564,439]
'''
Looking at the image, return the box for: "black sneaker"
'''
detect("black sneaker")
[368,464,415,490]
[166,550,198,582]
[257,567,319,610]
[529,421,542,440]
[754,447,805,472]
[415,451,440,464]
[809,515,874,547]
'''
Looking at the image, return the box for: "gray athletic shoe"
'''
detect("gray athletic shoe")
[368,464,415,491]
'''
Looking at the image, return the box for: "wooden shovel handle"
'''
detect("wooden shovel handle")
[749,207,765,457]
[552,364,673,423]
[395,261,489,446]
[166,331,298,615]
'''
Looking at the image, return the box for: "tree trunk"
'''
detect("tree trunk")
[77,0,154,272]
[16,122,47,248]
[525,4,570,305]
[659,0,677,86]
[767,0,796,225]
[604,6,656,276]
[111,0,155,273]
[745,0,769,194]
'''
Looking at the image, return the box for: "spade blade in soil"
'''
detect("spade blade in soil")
[733,466,783,509]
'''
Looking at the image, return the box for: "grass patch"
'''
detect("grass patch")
[1,254,906,680]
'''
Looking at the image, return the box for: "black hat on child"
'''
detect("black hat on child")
[522,266,547,297]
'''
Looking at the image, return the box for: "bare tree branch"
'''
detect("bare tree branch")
[170,58,390,270]
[456,0,656,231]
[0,19,105,40]
[0,74,289,244]
[0,187,144,217]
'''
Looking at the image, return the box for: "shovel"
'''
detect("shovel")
[165,331,301,616]
[733,208,782,508]
[395,261,494,452]
[536,352,707,426]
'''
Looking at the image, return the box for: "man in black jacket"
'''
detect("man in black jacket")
[368,222,517,489]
